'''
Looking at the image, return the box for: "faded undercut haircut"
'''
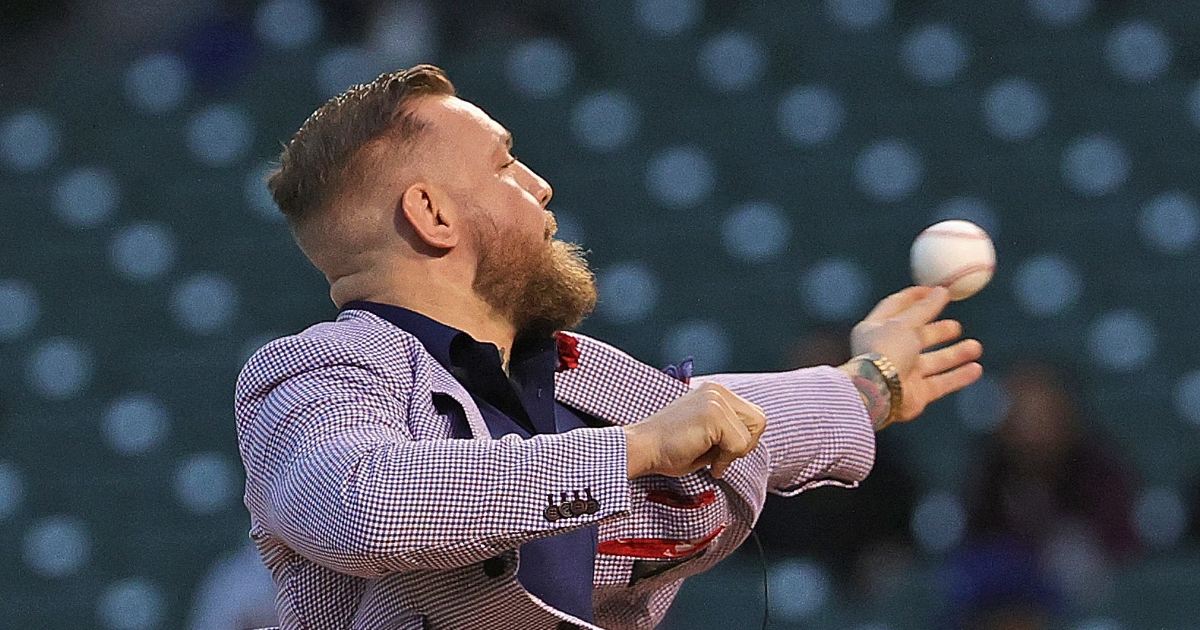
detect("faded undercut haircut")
[267,64,455,229]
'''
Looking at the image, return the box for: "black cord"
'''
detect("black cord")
[749,528,770,630]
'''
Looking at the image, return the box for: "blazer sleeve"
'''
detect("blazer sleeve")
[235,334,632,579]
[693,365,876,497]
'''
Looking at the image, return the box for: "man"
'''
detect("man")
[235,65,983,630]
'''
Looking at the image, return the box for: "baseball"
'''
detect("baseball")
[910,219,996,301]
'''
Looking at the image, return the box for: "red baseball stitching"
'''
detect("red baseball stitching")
[937,263,995,287]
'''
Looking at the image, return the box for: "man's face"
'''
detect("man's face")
[413,96,552,252]
[413,96,597,336]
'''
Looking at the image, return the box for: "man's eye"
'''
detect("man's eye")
[503,156,517,168]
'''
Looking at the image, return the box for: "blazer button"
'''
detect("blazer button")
[482,556,505,578]
[556,622,581,630]
[558,492,575,518]
[569,491,587,516]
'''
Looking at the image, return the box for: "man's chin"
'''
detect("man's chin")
[514,299,594,339]
[473,229,596,338]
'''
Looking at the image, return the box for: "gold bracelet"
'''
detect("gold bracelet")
[858,352,903,431]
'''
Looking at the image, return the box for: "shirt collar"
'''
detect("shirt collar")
[342,300,463,370]
[342,300,559,371]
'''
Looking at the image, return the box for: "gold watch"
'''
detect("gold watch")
[858,352,903,431]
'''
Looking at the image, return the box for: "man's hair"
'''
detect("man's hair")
[267,64,455,227]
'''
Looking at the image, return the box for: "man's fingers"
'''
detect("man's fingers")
[920,361,984,402]
[700,393,758,477]
[862,286,934,322]
[698,382,766,438]
[919,318,964,349]
[740,403,766,453]
[895,285,951,326]
[653,383,768,479]
[716,408,753,455]
[920,338,984,376]
[710,460,730,478]
[708,421,751,478]
[723,395,767,437]
[715,390,767,462]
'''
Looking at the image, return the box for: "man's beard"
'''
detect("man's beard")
[470,210,598,339]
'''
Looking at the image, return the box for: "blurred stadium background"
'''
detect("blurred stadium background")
[3,0,1200,628]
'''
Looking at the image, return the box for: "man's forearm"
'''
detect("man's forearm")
[246,401,633,577]
[691,367,875,497]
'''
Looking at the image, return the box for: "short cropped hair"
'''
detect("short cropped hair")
[267,64,455,227]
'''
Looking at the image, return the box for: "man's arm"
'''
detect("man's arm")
[622,381,766,479]
[239,352,769,580]
[694,366,876,497]
[697,285,984,497]
[837,355,895,430]
[237,359,632,579]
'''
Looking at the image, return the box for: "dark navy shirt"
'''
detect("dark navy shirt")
[342,301,599,623]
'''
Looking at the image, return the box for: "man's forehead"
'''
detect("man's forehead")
[413,95,509,145]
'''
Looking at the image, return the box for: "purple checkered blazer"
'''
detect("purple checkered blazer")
[235,309,875,630]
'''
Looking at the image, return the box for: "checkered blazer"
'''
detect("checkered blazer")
[235,309,875,630]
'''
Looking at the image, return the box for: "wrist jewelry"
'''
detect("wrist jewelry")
[858,352,903,431]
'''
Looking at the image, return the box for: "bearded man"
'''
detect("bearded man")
[235,65,983,630]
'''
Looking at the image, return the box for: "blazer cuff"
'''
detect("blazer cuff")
[525,424,633,531]
[694,366,875,497]
[768,366,876,495]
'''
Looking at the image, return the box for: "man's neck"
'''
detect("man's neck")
[352,289,517,364]
[330,261,519,364]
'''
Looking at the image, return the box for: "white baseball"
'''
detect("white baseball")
[910,219,996,301]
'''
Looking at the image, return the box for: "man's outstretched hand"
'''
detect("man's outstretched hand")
[622,287,979,479]
[849,285,984,425]
[623,383,767,479]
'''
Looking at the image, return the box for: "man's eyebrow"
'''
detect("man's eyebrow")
[501,130,513,150]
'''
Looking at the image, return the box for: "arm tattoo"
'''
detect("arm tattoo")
[839,358,892,431]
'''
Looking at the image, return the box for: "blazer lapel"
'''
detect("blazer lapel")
[553,333,690,426]
[427,363,491,439]
[341,310,491,440]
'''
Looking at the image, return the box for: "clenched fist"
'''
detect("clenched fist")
[623,382,767,479]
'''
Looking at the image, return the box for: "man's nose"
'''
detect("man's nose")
[522,163,553,207]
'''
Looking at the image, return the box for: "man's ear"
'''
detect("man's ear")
[398,182,459,250]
